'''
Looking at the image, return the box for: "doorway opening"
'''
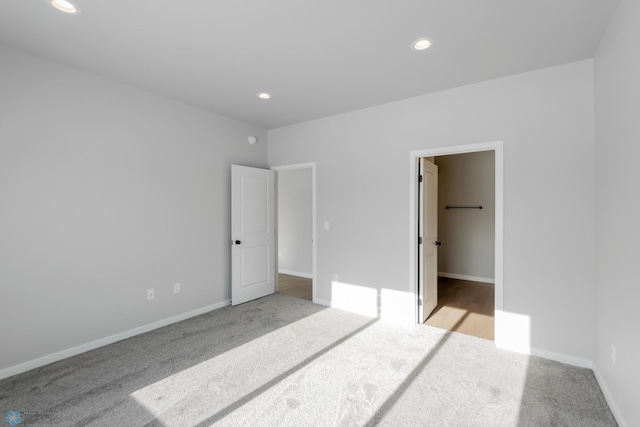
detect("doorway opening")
[426,152,495,340]
[410,141,503,342]
[272,163,317,303]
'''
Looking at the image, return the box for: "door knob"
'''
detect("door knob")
[235,240,242,245]
[435,241,442,246]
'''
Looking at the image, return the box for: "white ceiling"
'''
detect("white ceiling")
[0,0,618,129]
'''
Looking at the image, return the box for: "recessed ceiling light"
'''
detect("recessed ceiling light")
[47,0,81,14]
[257,92,271,100]
[412,38,432,51]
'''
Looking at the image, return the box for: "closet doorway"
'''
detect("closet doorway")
[425,152,495,339]
[411,142,503,342]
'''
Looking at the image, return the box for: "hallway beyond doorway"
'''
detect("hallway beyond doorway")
[278,273,312,301]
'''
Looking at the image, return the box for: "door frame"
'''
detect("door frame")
[271,162,317,303]
[409,141,504,336]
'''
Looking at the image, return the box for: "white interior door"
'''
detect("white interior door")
[231,165,275,305]
[419,158,439,322]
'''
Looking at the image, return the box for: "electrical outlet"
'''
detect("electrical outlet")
[147,288,155,300]
[174,283,181,294]
[611,344,617,364]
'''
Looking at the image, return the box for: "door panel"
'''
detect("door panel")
[419,158,438,322]
[241,246,269,287]
[240,175,269,234]
[232,165,275,305]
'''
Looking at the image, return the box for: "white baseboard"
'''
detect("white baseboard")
[0,300,231,381]
[313,297,331,307]
[497,345,626,425]
[529,347,593,369]
[278,269,313,279]
[593,364,628,427]
[438,272,495,284]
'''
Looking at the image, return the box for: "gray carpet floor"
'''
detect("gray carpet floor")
[0,294,616,426]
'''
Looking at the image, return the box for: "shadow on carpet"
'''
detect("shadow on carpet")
[0,294,616,426]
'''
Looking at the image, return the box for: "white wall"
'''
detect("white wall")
[594,0,640,425]
[0,45,267,372]
[277,169,313,277]
[268,60,596,361]
[435,151,495,281]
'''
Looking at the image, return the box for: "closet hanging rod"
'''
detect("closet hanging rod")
[445,205,483,209]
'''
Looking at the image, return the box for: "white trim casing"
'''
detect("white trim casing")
[313,298,331,307]
[409,140,504,336]
[438,272,495,284]
[529,347,593,369]
[278,269,313,279]
[592,365,628,427]
[0,300,230,381]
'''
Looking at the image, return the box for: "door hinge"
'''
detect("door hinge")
[418,236,423,245]
[418,298,423,306]
[419,175,423,183]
